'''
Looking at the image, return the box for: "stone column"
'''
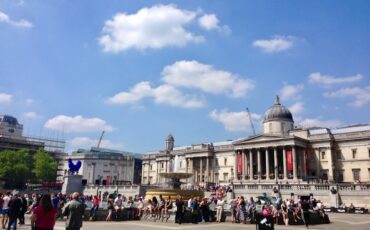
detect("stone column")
[265,149,270,180]
[283,148,287,180]
[147,161,150,184]
[303,149,307,179]
[200,157,203,183]
[327,148,334,182]
[206,157,209,182]
[315,149,320,177]
[292,146,298,180]
[242,151,246,181]
[190,158,194,184]
[249,150,253,181]
[234,151,238,181]
[257,149,261,180]
[156,161,159,184]
[274,147,278,180]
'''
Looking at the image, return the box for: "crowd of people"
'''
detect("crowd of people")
[0,189,329,229]
[0,191,85,230]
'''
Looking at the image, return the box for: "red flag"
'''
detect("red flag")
[237,152,243,174]
[287,150,293,171]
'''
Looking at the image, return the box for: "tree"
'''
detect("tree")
[0,149,32,189]
[33,149,58,182]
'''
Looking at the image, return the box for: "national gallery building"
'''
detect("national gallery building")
[142,96,370,185]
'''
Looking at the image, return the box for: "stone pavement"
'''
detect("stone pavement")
[10,213,370,230]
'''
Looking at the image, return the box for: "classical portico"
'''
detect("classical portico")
[233,135,308,183]
[232,96,309,183]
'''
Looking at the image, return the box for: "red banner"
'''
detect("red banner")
[287,150,293,171]
[106,176,110,186]
[237,152,243,174]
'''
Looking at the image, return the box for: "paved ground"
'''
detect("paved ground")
[10,213,370,230]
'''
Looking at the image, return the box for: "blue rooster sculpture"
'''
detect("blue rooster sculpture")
[68,158,81,175]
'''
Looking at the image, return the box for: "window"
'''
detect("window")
[224,158,228,166]
[150,164,153,170]
[352,169,360,181]
[215,159,219,167]
[223,173,228,181]
[161,162,164,169]
[368,149,370,158]
[352,149,357,159]
[180,161,182,168]
[269,123,272,133]
[321,151,326,159]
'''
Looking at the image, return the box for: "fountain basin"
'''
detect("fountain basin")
[145,188,204,201]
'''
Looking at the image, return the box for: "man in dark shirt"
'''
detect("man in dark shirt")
[7,194,21,230]
[302,199,310,228]
[175,196,184,224]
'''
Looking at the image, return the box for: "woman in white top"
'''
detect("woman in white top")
[216,197,224,223]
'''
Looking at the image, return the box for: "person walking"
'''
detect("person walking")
[62,192,85,230]
[89,196,99,221]
[7,194,21,230]
[31,194,57,230]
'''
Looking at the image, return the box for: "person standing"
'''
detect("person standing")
[31,194,57,230]
[18,195,27,225]
[62,192,85,230]
[216,196,224,223]
[175,196,184,224]
[2,192,11,229]
[302,199,310,228]
[7,194,21,230]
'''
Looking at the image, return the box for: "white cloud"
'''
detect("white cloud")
[309,72,363,85]
[161,60,254,98]
[198,14,230,34]
[299,118,342,128]
[99,4,203,53]
[0,93,13,104]
[289,102,304,115]
[324,86,370,107]
[0,10,33,28]
[253,35,294,53]
[23,111,41,119]
[107,81,205,108]
[279,84,304,100]
[209,109,261,132]
[70,137,123,150]
[45,115,113,132]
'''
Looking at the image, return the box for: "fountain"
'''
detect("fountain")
[145,155,204,201]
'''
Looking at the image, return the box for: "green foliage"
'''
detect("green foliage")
[0,149,32,189]
[33,149,58,182]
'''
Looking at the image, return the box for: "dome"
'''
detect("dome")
[263,96,293,123]
[166,134,174,142]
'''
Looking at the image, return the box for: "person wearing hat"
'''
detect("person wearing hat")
[62,192,85,230]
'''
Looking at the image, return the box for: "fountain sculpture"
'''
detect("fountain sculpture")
[145,155,204,200]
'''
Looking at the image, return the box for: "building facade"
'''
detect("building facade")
[142,96,370,185]
[61,147,142,185]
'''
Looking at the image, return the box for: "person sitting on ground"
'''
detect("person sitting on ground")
[31,194,57,230]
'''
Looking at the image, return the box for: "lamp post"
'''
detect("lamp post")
[275,166,278,184]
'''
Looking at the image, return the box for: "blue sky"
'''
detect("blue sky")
[1,0,370,154]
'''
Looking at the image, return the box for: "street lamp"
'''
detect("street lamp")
[275,166,278,184]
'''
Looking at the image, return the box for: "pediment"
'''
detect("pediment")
[233,134,290,145]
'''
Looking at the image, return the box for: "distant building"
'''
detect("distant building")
[142,96,370,185]
[61,147,142,185]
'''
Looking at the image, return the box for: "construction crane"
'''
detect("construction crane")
[97,130,105,148]
[246,108,256,135]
